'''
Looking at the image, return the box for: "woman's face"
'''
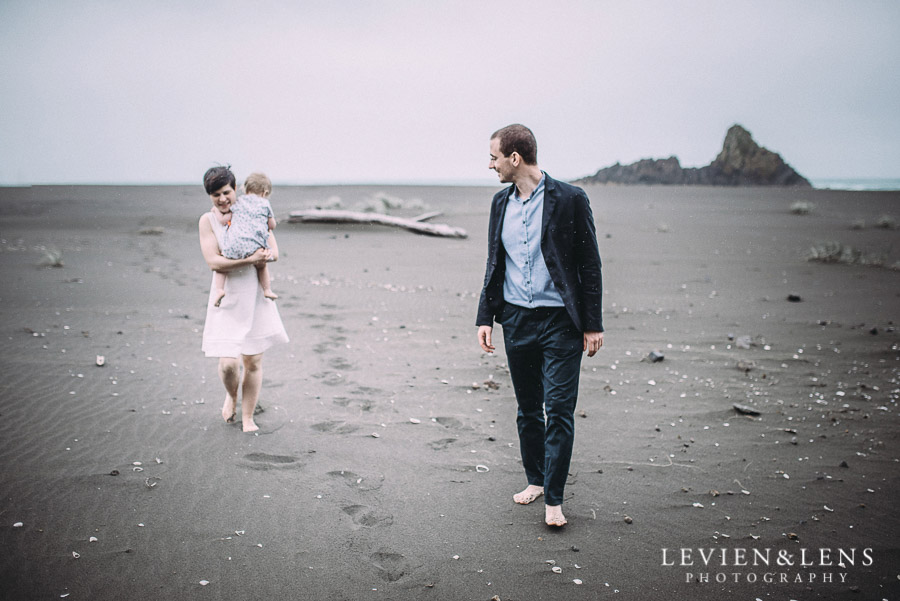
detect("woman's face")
[209,184,236,213]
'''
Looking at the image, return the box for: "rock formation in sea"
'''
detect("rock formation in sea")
[575,125,811,187]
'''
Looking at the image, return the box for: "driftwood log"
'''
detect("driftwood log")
[287,209,467,239]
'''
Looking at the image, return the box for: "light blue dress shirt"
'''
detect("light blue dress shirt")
[501,174,565,308]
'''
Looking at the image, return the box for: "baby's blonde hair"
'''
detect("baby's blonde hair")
[243,172,272,196]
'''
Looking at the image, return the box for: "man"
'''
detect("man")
[477,124,604,527]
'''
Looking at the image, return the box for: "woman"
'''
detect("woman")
[198,166,289,432]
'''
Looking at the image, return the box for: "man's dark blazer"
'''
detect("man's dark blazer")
[476,173,603,333]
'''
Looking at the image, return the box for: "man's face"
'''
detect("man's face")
[489,137,515,183]
[209,184,236,213]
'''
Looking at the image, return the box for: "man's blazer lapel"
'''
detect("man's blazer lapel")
[541,173,558,242]
[491,185,514,258]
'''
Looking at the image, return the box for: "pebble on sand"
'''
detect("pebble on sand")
[733,403,761,416]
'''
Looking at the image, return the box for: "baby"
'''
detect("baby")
[213,172,278,307]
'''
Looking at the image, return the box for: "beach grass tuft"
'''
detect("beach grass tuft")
[38,247,64,268]
[807,241,886,267]
[790,201,814,215]
[874,214,897,229]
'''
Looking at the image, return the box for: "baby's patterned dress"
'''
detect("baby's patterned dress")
[221,194,273,259]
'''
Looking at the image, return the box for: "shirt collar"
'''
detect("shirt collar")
[512,172,546,203]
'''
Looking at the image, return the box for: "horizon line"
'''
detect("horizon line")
[2,176,900,187]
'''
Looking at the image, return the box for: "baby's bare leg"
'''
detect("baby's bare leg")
[213,270,227,307]
[256,263,277,300]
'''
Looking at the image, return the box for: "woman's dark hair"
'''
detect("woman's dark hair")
[203,166,236,194]
[491,124,537,165]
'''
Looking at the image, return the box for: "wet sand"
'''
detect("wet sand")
[0,183,898,600]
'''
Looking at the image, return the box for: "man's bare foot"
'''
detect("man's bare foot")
[242,418,259,433]
[214,290,226,307]
[222,395,236,423]
[545,505,567,527]
[263,289,278,301]
[513,485,544,505]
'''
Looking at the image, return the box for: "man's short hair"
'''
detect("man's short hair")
[243,172,272,196]
[203,166,236,194]
[491,124,538,165]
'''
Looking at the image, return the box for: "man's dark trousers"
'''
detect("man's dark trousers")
[499,302,582,506]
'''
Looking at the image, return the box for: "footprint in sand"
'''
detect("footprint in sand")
[311,421,359,434]
[327,470,383,491]
[238,453,302,470]
[351,385,383,396]
[433,416,467,430]
[311,371,344,386]
[328,356,354,371]
[332,397,376,412]
[428,437,458,451]
[342,504,393,528]
[369,550,421,583]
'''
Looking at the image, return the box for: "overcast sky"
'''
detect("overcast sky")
[1,1,898,185]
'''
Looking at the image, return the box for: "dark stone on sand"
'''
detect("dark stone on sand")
[840,460,850,468]
[574,125,812,187]
[643,350,665,363]
[787,294,802,302]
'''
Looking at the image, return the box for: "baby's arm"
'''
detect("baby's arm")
[268,216,276,231]
[214,208,231,226]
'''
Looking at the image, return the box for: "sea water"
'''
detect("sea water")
[811,178,900,191]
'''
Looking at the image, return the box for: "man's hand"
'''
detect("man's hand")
[584,331,604,357]
[478,325,495,353]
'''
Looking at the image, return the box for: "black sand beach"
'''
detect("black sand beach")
[1,184,898,600]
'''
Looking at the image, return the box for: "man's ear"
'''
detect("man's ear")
[510,151,520,166]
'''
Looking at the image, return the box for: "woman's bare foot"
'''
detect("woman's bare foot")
[222,394,236,423]
[513,485,544,505]
[545,505,567,527]
[214,290,226,307]
[242,418,259,433]
[263,289,278,301]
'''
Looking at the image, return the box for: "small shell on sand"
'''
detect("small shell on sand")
[96,355,105,366]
